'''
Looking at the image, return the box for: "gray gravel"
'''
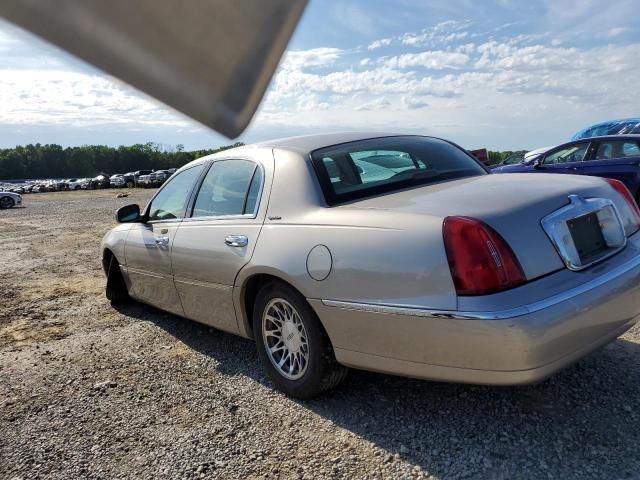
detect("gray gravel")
[1,189,640,479]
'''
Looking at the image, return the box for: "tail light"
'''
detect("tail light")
[605,178,640,235]
[443,216,525,295]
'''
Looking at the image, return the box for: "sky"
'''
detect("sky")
[0,0,639,151]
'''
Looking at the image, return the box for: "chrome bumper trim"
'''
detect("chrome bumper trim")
[322,252,640,320]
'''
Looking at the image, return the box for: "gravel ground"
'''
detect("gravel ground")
[1,189,640,480]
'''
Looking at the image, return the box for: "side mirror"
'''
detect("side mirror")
[116,204,141,223]
[532,158,544,168]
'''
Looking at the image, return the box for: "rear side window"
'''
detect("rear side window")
[192,159,262,217]
[312,136,486,205]
[594,140,640,160]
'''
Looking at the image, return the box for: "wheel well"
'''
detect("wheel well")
[102,248,114,275]
[242,274,308,339]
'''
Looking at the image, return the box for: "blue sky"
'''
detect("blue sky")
[0,0,639,150]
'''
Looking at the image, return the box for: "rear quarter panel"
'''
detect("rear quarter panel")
[242,208,456,310]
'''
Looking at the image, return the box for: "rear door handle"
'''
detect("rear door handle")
[225,235,248,247]
[154,235,170,246]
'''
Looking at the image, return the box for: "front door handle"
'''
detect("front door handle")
[154,235,170,246]
[225,235,248,247]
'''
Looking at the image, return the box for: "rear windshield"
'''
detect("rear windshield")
[311,136,487,205]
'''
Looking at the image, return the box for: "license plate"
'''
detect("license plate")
[567,212,606,263]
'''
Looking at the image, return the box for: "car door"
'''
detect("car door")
[124,164,205,315]
[171,156,272,334]
[579,139,640,194]
[537,141,591,174]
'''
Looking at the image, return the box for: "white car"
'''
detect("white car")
[67,178,86,190]
[524,146,554,162]
[0,191,23,209]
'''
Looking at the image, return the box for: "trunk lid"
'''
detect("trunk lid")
[340,173,617,280]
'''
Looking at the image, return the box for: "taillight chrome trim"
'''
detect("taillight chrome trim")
[541,194,626,271]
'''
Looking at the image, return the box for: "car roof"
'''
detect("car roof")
[253,132,408,154]
[180,132,451,173]
[571,134,640,142]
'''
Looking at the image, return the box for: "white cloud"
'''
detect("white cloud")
[355,97,391,111]
[260,34,640,150]
[608,27,629,38]
[2,8,640,151]
[401,20,472,47]
[401,96,429,109]
[384,51,470,70]
[367,38,392,50]
[0,70,189,128]
[281,48,344,70]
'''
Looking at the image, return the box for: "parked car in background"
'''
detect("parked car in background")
[572,118,640,141]
[138,174,152,188]
[121,172,136,188]
[523,146,553,162]
[469,148,489,165]
[493,135,640,201]
[110,174,125,188]
[490,151,527,168]
[89,174,111,189]
[102,133,640,398]
[148,169,172,187]
[0,190,22,209]
[133,170,153,187]
[67,178,85,190]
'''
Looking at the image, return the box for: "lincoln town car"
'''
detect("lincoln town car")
[101,133,640,398]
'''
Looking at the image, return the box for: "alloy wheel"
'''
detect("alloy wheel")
[262,298,310,380]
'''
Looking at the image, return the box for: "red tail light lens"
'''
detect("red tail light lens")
[605,178,640,233]
[443,216,525,295]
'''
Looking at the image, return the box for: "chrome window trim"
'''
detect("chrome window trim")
[541,195,627,271]
[146,218,182,225]
[321,250,640,320]
[187,157,265,221]
[182,213,256,223]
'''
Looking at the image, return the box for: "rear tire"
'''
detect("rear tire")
[105,255,130,304]
[253,281,347,399]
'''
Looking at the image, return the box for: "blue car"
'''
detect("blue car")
[493,135,640,201]
[572,118,640,140]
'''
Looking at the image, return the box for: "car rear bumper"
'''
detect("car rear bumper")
[311,249,640,385]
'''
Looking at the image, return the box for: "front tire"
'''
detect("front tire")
[105,255,130,304]
[253,282,347,399]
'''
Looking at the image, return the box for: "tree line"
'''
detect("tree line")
[487,150,528,165]
[0,142,244,180]
[0,141,528,180]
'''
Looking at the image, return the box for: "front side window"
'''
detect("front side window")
[147,164,204,221]
[543,143,589,165]
[312,136,486,205]
[594,140,640,160]
[192,159,262,217]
